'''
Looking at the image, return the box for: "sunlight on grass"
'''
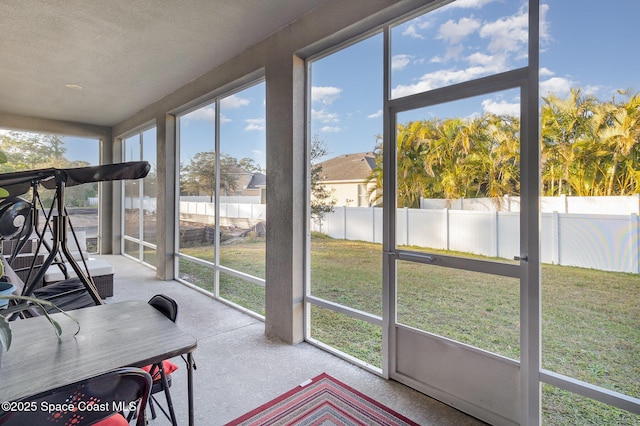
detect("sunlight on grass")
[220,271,265,316]
[309,305,382,368]
[179,239,265,314]
[397,261,520,360]
[178,235,639,424]
[543,385,640,426]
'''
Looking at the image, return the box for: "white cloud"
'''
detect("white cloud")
[320,126,342,133]
[245,118,265,131]
[312,108,339,124]
[482,98,520,116]
[392,54,413,71]
[582,85,606,95]
[466,52,495,67]
[221,94,250,109]
[402,23,425,40]
[539,67,554,77]
[443,44,465,61]
[479,9,528,55]
[220,114,232,124]
[392,61,506,98]
[312,86,342,105]
[401,16,434,39]
[368,109,383,119]
[438,17,481,45]
[540,77,573,97]
[441,0,497,10]
[539,4,551,44]
[182,106,215,122]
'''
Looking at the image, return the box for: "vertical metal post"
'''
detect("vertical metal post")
[382,25,394,379]
[214,99,221,297]
[520,0,541,424]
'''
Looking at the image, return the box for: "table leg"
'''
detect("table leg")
[187,352,194,426]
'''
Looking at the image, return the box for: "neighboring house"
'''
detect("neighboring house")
[315,152,379,207]
[232,172,266,199]
[244,172,266,203]
[185,171,266,202]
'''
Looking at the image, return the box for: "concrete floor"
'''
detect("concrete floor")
[101,254,486,426]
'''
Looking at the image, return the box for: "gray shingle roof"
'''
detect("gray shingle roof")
[317,152,376,182]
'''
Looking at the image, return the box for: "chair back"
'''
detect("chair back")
[0,367,152,426]
[148,294,178,323]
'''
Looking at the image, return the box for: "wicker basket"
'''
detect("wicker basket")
[7,253,44,287]
[92,274,114,298]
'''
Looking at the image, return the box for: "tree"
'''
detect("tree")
[182,151,242,201]
[540,88,640,196]
[238,157,263,173]
[598,91,640,195]
[365,138,384,206]
[182,152,215,200]
[474,114,520,207]
[310,135,336,224]
[367,114,520,209]
[0,131,95,206]
[541,89,598,195]
[397,120,435,208]
[0,131,68,172]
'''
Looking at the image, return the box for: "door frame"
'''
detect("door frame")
[381,3,541,423]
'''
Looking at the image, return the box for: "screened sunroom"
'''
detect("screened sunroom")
[0,0,638,424]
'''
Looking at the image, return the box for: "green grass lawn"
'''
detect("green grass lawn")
[179,241,266,315]
[179,234,639,425]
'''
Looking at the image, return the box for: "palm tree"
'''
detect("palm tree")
[365,138,384,206]
[541,88,598,195]
[476,114,520,208]
[396,120,432,208]
[598,91,640,195]
[423,118,473,204]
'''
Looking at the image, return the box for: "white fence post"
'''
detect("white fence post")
[445,208,450,251]
[552,211,559,265]
[405,207,409,246]
[633,213,639,274]
[343,206,347,240]
[371,206,375,243]
[492,211,498,257]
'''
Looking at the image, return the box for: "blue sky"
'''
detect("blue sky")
[179,84,266,170]
[311,0,640,161]
[48,0,640,168]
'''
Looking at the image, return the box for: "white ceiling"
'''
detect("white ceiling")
[0,0,327,127]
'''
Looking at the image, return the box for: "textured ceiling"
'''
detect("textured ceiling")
[0,0,326,127]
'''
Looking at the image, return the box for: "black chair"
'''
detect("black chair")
[146,294,180,425]
[0,367,152,426]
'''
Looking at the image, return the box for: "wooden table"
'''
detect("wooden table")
[0,300,198,425]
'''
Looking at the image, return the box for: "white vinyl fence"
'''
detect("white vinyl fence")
[421,194,640,214]
[174,197,639,273]
[179,201,266,221]
[312,206,640,274]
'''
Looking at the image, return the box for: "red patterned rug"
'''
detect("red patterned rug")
[225,373,420,426]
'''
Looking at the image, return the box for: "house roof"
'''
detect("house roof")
[247,173,266,189]
[317,152,376,182]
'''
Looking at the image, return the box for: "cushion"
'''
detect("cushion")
[94,413,130,426]
[44,259,114,283]
[69,250,90,261]
[142,360,179,381]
